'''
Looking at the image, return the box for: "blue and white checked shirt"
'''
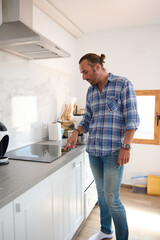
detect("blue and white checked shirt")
[78,73,140,156]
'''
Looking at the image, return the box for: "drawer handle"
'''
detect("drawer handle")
[15,203,21,212]
[72,162,76,168]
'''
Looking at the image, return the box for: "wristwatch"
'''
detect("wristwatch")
[121,143,131,150]
[73,129,81,135]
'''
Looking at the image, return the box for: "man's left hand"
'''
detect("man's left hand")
[118,148,130,166]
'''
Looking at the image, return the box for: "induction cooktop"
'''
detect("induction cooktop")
[6,143,71,163]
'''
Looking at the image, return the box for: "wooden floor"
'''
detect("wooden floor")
[76,186,160,240]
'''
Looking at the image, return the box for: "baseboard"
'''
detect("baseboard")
[72,219,86,240]
[121,183,132,189]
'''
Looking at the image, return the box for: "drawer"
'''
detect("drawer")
[83,152,94,191]
[84,181,98,218]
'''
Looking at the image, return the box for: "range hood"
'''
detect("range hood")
[0,0,70,60]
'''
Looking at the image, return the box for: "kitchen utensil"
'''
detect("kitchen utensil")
[77,133,87,144]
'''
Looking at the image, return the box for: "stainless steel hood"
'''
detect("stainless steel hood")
[0,0,70,60]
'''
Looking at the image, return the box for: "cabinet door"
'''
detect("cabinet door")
[72,154,84,232]
[83,152,94,191]
[14,177,53,240]
[51,163,72,240]
[0,202,14,240]
[51,153,84,240]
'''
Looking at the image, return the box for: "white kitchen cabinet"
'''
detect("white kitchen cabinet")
[51,162,72,240]
[71,154,84,233]
[33,2,73,55]
[14,177,53,240]
[83,152,98,219]
[0,202,14,240]
[0,152,84,240]
[51,153,84,240]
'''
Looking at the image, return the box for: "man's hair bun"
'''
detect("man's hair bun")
[100,54,106,64]
[79,53,106,70]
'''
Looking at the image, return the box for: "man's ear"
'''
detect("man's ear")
[95,63,101,71]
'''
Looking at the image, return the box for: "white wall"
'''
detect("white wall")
[76,24,160,184]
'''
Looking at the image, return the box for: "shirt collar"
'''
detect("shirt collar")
[92,72,113,90]
[107,72,113,82]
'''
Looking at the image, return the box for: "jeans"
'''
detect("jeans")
[89,150,128,240]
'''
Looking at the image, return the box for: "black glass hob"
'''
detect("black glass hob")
[6,143,70,163]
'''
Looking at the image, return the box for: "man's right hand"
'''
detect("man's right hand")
[64,131,79,150]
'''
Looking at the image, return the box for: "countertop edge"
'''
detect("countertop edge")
[0,144,86,209]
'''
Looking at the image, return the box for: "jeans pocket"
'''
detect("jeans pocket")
[111,149,120,156]
[110,150,121,170]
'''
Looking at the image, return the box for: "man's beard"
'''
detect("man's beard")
[87,79,96,86]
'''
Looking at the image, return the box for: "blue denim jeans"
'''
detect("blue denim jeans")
[89,150,128,240]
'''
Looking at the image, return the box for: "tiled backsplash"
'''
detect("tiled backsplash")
[0,51,75,151]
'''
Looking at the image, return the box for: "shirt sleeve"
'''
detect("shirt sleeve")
[121,80,140,130]
[78,90,92,133]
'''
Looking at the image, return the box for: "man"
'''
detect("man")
[65,53,140,240]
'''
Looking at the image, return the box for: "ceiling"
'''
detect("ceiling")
[47,0,160,35]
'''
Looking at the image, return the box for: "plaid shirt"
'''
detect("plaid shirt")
[78,73,140,156]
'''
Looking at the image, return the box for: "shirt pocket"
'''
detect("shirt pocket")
[106,97,121,112]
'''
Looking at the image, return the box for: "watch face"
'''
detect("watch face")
[125,144,130,149]
[123,144,131,149]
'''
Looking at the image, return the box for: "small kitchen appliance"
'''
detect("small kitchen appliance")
[0,122,9,165]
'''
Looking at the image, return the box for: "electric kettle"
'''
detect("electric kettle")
[0,122,9,165]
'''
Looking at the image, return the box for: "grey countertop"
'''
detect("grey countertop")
[0,140,86,209]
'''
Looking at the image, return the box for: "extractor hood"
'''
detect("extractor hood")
[0,0,70,60]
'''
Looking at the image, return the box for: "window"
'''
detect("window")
[133,90,160,145]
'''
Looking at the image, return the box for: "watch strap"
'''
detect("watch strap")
[74,129,80,135]
[121,146,130,151]
[121,143,131,150]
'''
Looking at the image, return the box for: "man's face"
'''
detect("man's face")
[79,59,99,86]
